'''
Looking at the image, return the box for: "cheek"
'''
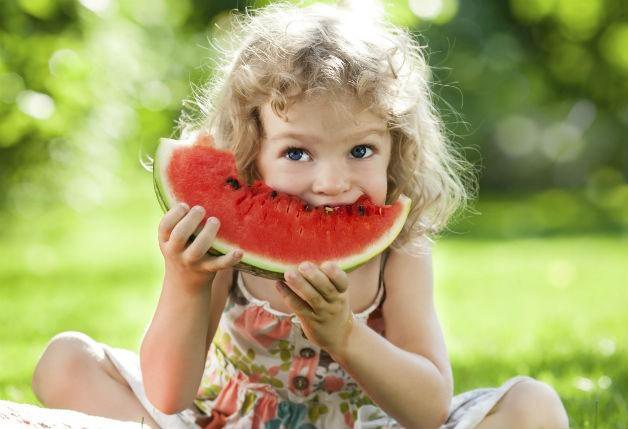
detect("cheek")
[257,159,310,194]
[265,174,304,193]
[357,164,388,204]
[255,150,279,183]
[368,178,388,205]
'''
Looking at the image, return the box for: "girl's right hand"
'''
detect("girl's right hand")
[158,202,243,291]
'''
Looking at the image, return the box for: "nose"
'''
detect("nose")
[311,161,350,196]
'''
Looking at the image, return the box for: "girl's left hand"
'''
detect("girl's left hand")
[276,261,354,355]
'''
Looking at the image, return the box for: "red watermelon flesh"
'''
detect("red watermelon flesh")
[154,133,411,279]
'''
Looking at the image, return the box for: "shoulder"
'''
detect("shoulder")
[382,235,433,287]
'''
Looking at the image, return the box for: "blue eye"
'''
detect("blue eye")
[284,144,373,161]
[351,144,373,158]
[285,147,310,161]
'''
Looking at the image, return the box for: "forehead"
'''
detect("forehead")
[260,95,387,134]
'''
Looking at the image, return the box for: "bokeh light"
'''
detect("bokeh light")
[509,0,556,23]
[599,23,628,74]
[16,91,55,120]
[408,0,458,23]
[494,115,540,158]
[555,0,604,41]
[78,0,112,14]
[17,0,57,19]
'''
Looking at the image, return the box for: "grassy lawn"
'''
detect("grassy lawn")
[0,176,625,428]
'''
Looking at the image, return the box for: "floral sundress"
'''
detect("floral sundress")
[101,250,533,429]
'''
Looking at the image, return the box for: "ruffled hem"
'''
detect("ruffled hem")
[442,375,534,429]
[351,375,535,429]
[99,343,201,429]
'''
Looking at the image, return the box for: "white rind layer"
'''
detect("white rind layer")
[154,134,198,211]
[154,136,412,276]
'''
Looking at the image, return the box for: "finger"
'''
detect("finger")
[168,205,206,251]
[320,261,349,293]
[275,281,317,319]
[182,216,220,261]
[158,202,190,243]
[296,262,337,302]
[283,270,327,311]
[199,249,243,272]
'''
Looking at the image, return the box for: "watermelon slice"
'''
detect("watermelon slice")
[153,132,411,280]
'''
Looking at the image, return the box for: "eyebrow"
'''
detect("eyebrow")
[269,128,386,143]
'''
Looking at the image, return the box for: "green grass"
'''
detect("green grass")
[0,178,626,428]
[435,236,627,428]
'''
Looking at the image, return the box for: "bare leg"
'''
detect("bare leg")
[32,332,163,428]
[474,379,569,429]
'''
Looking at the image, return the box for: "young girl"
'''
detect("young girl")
[31,1,569,428]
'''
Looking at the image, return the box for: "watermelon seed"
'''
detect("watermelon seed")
[270,190,278,198]
[358,206,366,216]
[226,177,240,190]
[303,204,312,212]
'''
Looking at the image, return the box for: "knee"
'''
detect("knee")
[506,378,569,429]
[31,331,100,403]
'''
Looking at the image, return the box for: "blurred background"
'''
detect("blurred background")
[0,0,626,427]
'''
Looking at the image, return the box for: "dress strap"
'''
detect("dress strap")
[353,248,389,320]
[378,248,389,287]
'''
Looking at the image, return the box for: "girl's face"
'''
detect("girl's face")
[255,95,392,207]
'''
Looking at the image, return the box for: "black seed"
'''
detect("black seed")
[358,205,366,216]
[226,177,240,190]
[303,204,312,212]
[270,190,278,198]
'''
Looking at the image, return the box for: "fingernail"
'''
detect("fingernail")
[208,217,218,224]
[299,262,313,272]
[193,206,204,214]
[180,202,189,210]
[234,250,243,258]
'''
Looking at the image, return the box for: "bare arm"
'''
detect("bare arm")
[275,241,452,427]
[140,203,243,414]
[140,275,212,415]
[331,243,453,428]
[330,323,451,429]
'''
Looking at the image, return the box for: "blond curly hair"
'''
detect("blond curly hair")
[176,0,478,255]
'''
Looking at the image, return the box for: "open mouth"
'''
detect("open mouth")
[317,202,352,209]
[314,199,361,210]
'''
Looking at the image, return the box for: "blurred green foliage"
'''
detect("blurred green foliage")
[1,0,627,226]
[425,0,628,193]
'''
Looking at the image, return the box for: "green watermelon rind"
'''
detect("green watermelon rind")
[153,136,412,280]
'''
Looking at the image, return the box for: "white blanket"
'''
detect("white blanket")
[0,399,145,428]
